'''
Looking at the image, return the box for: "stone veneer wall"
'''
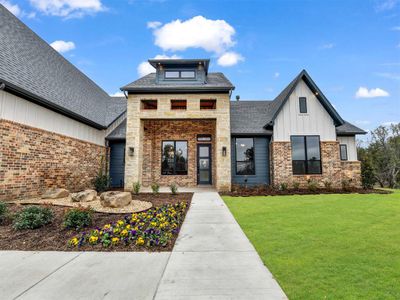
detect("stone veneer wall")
[125,93,231,192]
[141,119,216,187]
[271,141,361,188]
[0,119,106,200]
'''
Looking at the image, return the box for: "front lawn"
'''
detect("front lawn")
[223,191,400,299]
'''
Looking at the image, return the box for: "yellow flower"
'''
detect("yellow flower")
[89,236,98,244]
[120,229,128,237]
[136,237,145,246]
[112,237,119,245]
[113,228,120,234]
[117,220,124,227]
[69,237,79,246]
[125,224,131,230]
[103,224,111,230]
[150,221,157,227]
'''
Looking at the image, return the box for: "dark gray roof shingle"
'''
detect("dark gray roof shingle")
[106,119,126,140]
[336,121,367,135]
[121,72,234,92]
[0,5,124,128]
[106,97,127,125]
[230,101,274,135]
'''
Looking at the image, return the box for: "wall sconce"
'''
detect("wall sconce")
[222,146,227,157]
[128,147,134,156]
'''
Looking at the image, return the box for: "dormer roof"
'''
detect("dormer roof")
[148,58,210,74]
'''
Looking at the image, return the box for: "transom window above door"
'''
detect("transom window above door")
[161,141,188,175]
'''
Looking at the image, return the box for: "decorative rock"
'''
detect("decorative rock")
[41,188,70,199]
[100,191,132,208]
[71,189,97,202]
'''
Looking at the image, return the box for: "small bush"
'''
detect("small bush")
[13,206,53,230]
[323,180,333,190]
[132,181,141,195]
[0,202,8,223]
[292,182,300,190]
[93,174,111,193]
[63,208,93,230]
[341,179,352,191]
[151,182,160,194]
[170,183,178,195]
[361,159,375,189]
[307,179,318,192]
[279,182,288,191]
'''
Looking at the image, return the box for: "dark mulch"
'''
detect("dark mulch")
[0,193,192,252]
[222,186,391,197]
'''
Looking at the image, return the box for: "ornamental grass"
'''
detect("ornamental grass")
[68,202,187,248]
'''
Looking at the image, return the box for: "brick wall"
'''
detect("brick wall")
[271,141,361,188]
[141,119,216,187]
[0,119,106,200]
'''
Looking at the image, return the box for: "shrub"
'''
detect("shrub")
[170,183,178,195]
[13,206,53,230]
[361,159,376,189]
[341,179,352,192]
[63,208,93,230]
[151,182,160,194]
[93,156,111,193]
[0,201,8,223]
[307,179,318,192]
[292,182,300,190]
[323,180,333,190]
[279,182,288,191]
[132,181,141,195]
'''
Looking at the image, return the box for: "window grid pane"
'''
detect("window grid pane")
[340,144,348,160]
[235,138,255,175]
[299,97,307,113]
[291,136,321,175]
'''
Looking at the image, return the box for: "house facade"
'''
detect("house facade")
[0,4,366,200]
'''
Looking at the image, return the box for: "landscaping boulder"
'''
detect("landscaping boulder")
[41,188,70,199]
[71,189,97,202]
[100,191,132,208]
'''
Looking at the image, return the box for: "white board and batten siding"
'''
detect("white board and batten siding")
[0,90,106,146]
[273,79,336,142]
[337,136,358,161]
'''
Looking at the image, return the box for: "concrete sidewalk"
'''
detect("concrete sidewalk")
[155,192,287,300]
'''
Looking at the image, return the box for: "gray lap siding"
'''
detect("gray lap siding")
[231,136,270,186]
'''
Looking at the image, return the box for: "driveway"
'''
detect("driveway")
[0,192,286,300]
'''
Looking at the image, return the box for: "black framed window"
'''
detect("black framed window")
[161,141,188,175]
[291,136,321,174]
[299,97,307,113]
[235,138,255,175]
[340,144,348,161]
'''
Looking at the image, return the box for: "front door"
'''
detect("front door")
[197,144,212,184]
[109,141,125,188]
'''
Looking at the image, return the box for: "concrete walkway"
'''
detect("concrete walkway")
[155,192,287,299]
[0,192,286,300]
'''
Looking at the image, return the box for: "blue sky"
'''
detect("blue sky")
[2,0,399,136]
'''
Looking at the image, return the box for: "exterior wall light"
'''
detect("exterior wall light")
[129,147,134,156]
[222,146,227,157]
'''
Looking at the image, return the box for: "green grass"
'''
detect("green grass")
[223,191,400,300]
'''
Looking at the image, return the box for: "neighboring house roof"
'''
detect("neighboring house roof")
[230,101,274,135]
[121,72,234,93]
[0,5,124,129]
[106,119,127,140]
[266,69,344,127]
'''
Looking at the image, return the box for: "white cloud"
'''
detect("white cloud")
[217,52,244,67]
[319,43,335,50]
[1,0,21,16]
[151,16,236,54]
[137,54,181,77]
[110,91,124,97]
[50,40,76,53]
[376,72,400,80]
[382,121,398,127]
[355,87,390,98]
[375,0,399,11]
[29,0,105,18]
[147,21,162,29]
[274,72,280,78]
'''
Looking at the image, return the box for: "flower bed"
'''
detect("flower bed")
[68,202,187,249]
[0,193,192,252]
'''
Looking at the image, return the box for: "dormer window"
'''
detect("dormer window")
[165,70,196,79]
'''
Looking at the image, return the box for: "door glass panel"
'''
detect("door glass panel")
[199,170,209,182]
[199,158,209,170]
[199,146,209,157]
